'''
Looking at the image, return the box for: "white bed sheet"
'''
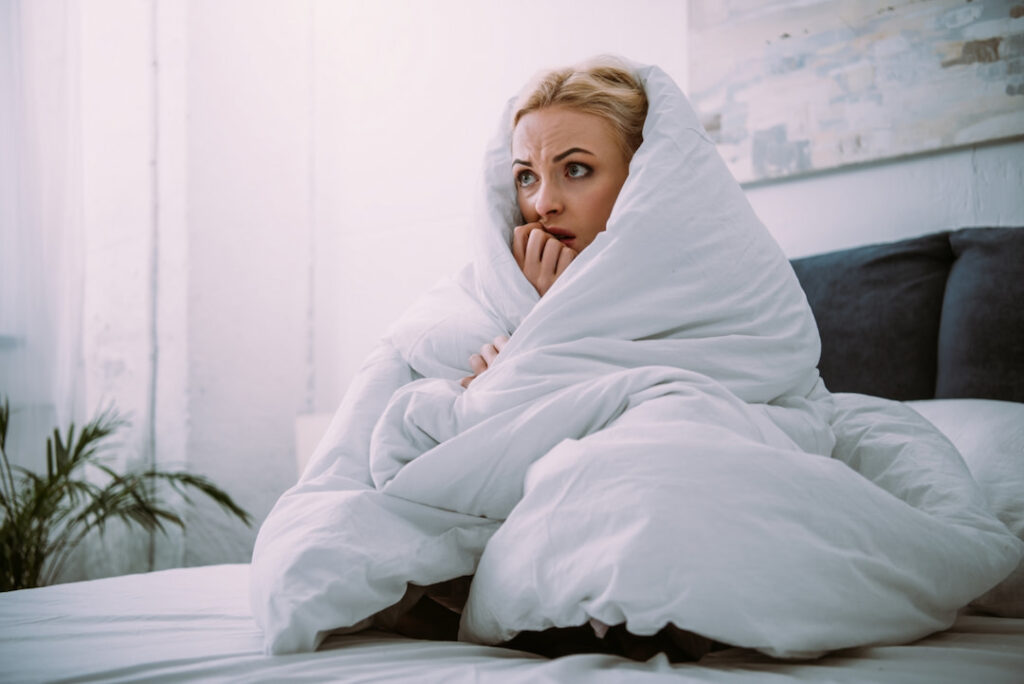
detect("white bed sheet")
[1,564,1022,683]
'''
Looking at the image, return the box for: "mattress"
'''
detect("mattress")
[1,563,1022,683]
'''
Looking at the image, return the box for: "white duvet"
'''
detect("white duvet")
[250,63,1022,658]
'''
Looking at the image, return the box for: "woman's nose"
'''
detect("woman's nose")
[534,180,564,217]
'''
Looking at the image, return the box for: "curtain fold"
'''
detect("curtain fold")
[0,0,84,470]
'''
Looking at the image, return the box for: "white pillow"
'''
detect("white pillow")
[907,398,1024,616]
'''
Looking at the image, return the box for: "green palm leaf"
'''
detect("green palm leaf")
[0,395,251,591]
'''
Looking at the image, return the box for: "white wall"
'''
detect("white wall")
[77,0,158,580]
[181,0,315,566]
[747,140,1024,259]
[76,0,316,573]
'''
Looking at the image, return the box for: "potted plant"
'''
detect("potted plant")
[0,395,252,591]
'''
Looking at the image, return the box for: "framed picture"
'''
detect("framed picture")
[689,0,1024,183]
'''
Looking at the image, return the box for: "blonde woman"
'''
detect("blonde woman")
[464,60,647,388]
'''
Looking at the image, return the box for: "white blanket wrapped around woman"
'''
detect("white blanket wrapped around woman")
[250,63,1022,658]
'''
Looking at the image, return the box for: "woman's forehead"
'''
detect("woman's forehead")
[512,107,619,161]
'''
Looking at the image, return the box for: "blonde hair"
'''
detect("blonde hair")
[513,56,648,161]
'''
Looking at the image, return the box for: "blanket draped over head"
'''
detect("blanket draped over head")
[250,63,1022,658]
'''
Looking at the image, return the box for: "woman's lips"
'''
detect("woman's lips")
[544,226,576,242]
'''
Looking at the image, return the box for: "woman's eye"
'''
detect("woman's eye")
[516,170,537,187]
[566,163,591,178]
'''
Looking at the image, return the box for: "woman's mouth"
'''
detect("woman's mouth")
[545,226,576,242]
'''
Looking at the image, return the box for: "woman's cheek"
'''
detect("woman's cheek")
[516,194,532,222]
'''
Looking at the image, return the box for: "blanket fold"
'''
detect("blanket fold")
[250,61,1022,658]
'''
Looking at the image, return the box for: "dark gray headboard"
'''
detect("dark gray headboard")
[790,227,1024,403]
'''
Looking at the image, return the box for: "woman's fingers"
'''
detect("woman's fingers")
[481,333,510,366]
[512,223,543,269]
[481,343,499,366]
[525,227,549,266]
[541,237,564,273]
[512,223,577,296]
[512,225,528,269]
[555,246,576,275]
[469,353,487,376]
[463,335,512,389]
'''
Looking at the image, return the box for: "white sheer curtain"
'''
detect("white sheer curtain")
[0,0,84,470]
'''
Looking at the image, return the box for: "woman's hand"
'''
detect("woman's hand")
[512,223,577,297]
[460,335,509,389]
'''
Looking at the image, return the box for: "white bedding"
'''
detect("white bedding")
[2,563,1024,684]
[249,62,1022,658]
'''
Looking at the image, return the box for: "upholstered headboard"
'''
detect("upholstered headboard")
[790,227,1024,403]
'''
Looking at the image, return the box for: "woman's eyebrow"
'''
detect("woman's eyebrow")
[553,147,594,162]
[512,147,596,168]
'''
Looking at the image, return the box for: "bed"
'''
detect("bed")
[1,226,1023,683]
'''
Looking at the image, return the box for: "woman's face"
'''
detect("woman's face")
[512,106,630,253]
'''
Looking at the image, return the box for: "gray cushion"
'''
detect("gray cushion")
[791,232,953,400]
[936,228,1024,402]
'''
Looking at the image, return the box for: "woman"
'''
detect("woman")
[463,59,646,388]
[250,57,1021,663]
[449,61,721,659]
